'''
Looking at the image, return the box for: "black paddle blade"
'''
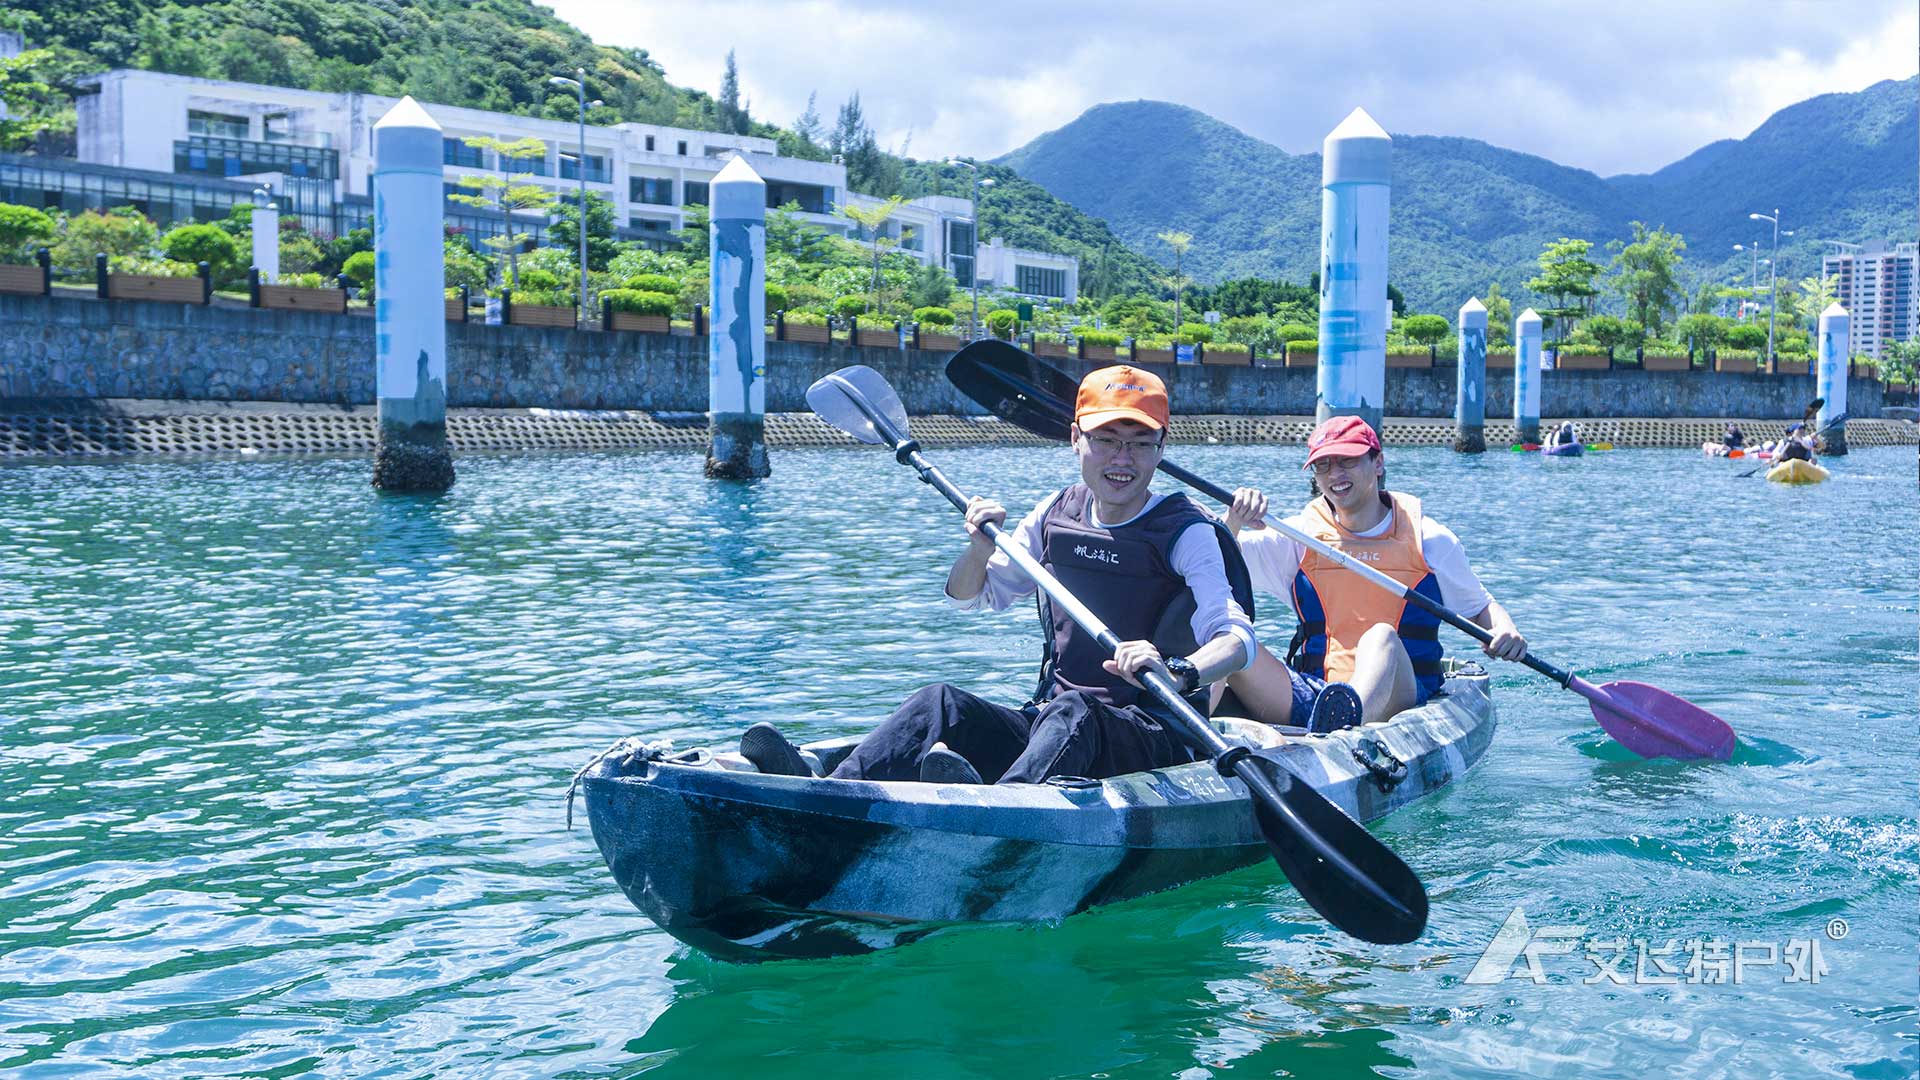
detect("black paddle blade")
[806,365,911,446]
[948,341,1077,443]
[1233,753,1430,944]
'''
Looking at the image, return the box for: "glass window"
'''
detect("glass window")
[629,217,670,232]
[444,138,486,168]
[629,176,673,205]
[683,181,708,206]
[676,140,688,156]
[560,154,610,183]
[763,181,828,214]
[947,219,975,256]
[950,254,974,288]
[188,110,249,139]
[1015,265,1068,298]
[502,149,549,176]
[644,135,656,152]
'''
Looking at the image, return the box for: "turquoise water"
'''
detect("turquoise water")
[0,444,1914,1078]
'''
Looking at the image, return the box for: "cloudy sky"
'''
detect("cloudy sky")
[547,0,1918,176]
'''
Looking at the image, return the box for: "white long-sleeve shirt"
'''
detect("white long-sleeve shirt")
[946,491,1257,672]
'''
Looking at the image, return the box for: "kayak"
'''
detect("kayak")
[1702,442,1747,459]
[577,662,1496,961]
[1542,441,1584,457]
[1766,459,1829,485]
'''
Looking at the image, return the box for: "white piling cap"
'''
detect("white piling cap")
[1517,308,1543,326]
[711,154,767,220]
[1820,302,1848,319]
[373,96,442,170]
[1459,297,1487,325]
[1323,107,1391,185]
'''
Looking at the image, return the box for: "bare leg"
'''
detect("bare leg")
[1348,623,1418,724]
[1223,643,1297,727]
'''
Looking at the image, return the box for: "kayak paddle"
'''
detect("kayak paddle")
[806,363,1430,946]
[947,340,1737,762]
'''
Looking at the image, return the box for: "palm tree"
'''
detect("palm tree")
[1158,230,1192,329]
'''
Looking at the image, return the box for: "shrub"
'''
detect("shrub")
[1276,322,1316,343]
[159,224,241,283]
[913,305,957,327]
[1582,314,1643,349]
[784,309,828,326]
[1285,337,1318,352]
[1077,328,1125,347]
[53,208,159,274]
[1401,313,1450,345]
[984,308,1018,338]
[1555,343,1609,357]
[1175,322,1214,345]
[1716,348,1760,362]
[764,283,789,312]
[279,233,325,275]
[601,289,675,316]
[519,268,563,293]
[280,272,326,289]
[444,241,489,293]
[109,256,196,277]
[832,294,869,319]
[1487,347,1515,358]
[624,273,680,294]
[1723,323,1768,351]
[341,250,376,293]
[0,203,57,263]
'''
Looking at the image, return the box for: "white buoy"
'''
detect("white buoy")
[705,155,770,479]
[1454,297,1487,452]
[1316,107,1390,430]
[370,96,454,492]
[1817,302,1849,455]
[1513,308,1543,444]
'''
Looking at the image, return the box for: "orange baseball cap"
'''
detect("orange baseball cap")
[1303,415,1382,467]
[1075,365,1169,431]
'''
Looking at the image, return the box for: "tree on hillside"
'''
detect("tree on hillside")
[1605,222,1686,338]
[831,92,901,196]
[1158,230,1193,329]
[778,91,830,161]
[548,191,618,272]
[445,136,559,287]
[1525,238,1601,342]
[1792,273,1838,333]
[717,49,750,135]
[0,48,61,151]
[836,195,908,313]
[1483,281,1512,345]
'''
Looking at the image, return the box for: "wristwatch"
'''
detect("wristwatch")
[1163,656,1200,695]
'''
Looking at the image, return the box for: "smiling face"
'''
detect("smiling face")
[1073,417,1163,519]
[1311,450,1384,517]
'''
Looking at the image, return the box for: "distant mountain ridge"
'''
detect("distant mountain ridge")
[997,80,1918,313]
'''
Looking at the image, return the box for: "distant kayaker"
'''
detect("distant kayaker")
[1777,423,1815,464]
[1220,416,1530,730]
[1549,421,1580,447]
[1722,423,1747,450]
[741,365,1259,785]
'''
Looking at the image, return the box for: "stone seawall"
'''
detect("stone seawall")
[0,292,1886,420]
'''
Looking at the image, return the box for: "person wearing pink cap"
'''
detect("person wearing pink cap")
[740,365,1258,784]
[1218,415,1529,729]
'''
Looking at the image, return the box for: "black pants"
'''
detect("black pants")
[829,683,1197,784]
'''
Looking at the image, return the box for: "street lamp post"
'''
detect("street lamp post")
[945,158,993,340]
[1733,242,1760,320]
[549,70,600,323]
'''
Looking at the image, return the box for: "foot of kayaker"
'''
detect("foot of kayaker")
[739,722,814,777]
[1307,682,1363,733]
[919,743,984,785]
[1220,417,1530,728]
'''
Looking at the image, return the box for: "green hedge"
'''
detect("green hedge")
[784,310,828,326]
[1716,348,1760,361]
[913,305,957,327]
[1554,343,1609,357]
[1077,328,1125,347]
[1285,338,1318,352]
[1175,322,1214,345]
[602,289,675,316]
[281,272,326,289]
[764,283,789,312]
[624,273,680,294]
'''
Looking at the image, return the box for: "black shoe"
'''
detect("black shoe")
[1308,682,1364,733]
[740,722,813,777]
[919,743,983,785]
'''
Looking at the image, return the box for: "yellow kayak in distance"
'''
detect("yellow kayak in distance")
[1766,459,1829,485]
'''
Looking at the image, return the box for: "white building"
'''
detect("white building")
[63,68,1077,301]
[1821,241,1917,360]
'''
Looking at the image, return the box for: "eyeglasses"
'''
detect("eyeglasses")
[1307,454,1369,476]
[1083,433,1164,457]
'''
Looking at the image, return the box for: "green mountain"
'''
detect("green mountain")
[6,0,1161,294]
[999,83,1919,313]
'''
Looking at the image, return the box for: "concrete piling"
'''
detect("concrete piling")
[704,155,770,479]
[1513,308,1543,445]
[1817,302,1849,455]
[370,96,454,492]
[1316,107,1390,430]
[1454,297,1487,452]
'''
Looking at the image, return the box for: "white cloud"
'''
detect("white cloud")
[547,0,1918,174]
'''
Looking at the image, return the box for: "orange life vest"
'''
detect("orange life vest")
[1286,491,1445,700]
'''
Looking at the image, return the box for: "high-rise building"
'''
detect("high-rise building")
[1821,240,1917,359]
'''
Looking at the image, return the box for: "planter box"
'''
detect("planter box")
[1131,347,1176,366]
[1079,343,1118,362]
[917,331,962,352]
[1385,350,1433,369]
[1850,362,1877,379]
[1554,353,1610,370]
[1284,350,1317,369]
[1486,353,1515,369]
[855,328,900,348]
[446,297,468,321]
[781,322,831,344]
[1642,354,1690,372]
[109,273,204,304]
[260,284,347,314]
[0,264,45,296]
[610,312,671,333]
[1034,341,1073,359]
[1774,359,1809,375]
[509,303,576,329]
[1715,355,1758,374]
[1201,345,1253,366]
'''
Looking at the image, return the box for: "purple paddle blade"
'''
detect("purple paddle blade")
[1569,677,1736,761]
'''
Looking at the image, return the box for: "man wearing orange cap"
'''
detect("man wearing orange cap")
[740,365,1257,784]
[1219,415,1528,729]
